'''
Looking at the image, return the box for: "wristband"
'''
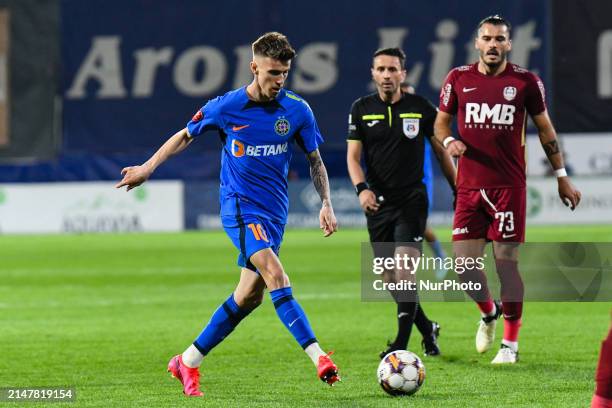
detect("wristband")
[554,168,568,178]
[355,182,369,196]
[442,136,456,148]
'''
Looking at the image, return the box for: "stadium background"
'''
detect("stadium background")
[0,0,610,232]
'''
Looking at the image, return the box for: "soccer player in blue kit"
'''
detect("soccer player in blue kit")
[116,32,339,396]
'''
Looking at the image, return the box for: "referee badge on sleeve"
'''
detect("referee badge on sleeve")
[402,118,419,139]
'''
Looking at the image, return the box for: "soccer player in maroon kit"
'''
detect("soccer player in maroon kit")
[434,15,581,364]
[593,310,612,407]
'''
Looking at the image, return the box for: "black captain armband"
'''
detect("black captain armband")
[355,182,369,196]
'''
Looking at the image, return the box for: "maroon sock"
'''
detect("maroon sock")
[503,318,522,342]
[496,259,524,304]
[595,326,612,400]
[495,259,524,342]
[477,300,495,316]
[457,267,493,304]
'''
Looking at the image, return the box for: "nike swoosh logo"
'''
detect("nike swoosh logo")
[502,233,517,239]
[232,124,250,131]
[398,312,410,318]
[289,317,300,327]
[367,120,379,127]
[463,87,477,93]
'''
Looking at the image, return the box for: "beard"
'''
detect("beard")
[481,49,507,68]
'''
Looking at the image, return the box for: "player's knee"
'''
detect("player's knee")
[257,262,288,289]
[264,270,289,290]
[493,243,519,261]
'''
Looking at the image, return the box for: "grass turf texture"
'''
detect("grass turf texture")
[1,225,611,407]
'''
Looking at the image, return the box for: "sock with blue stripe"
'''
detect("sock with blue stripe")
[192,293,251,357]
[270,286,317,349]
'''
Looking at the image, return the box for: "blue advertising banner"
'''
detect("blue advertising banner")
[551,0,612,132]
[185,178,454,230]
[61,0,548,164]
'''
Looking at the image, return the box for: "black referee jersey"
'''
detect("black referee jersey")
[347,92,437,200]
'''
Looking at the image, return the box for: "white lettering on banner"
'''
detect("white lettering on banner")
[598,30,612,98]
[66,36,127,98]
[292,43,338,94]
[232,45,254,89]
[377,27,408,50]
[66,38,342,99]
[66,21,543,99]
[464,29,480,65]
[526,133,612,176]
[465,103,515,125]
[429,19,458,89]
[132,47,174,97]
[63,215,142,233]
[0,181,183,234]
[590,153,612,173]
[509,21,541,68]
[527,177,612,224]
[173,46,227,97]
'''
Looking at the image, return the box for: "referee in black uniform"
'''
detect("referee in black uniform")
[347,48,456,357]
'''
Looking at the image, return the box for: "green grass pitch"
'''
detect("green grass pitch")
[1,225,611,407]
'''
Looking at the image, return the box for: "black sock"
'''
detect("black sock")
[393,302,418,349]
[414,303,433,338]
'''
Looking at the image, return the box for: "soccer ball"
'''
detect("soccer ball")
[377,350,426,396]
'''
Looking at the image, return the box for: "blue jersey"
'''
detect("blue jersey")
[186,87,323,224]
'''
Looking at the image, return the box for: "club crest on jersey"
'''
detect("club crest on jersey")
[503,86,517,101]
[402,118,419,139]
[274,117,290,136]
[192,110,203,122]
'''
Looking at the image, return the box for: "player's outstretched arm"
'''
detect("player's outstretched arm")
[307,149,338,237]
[532,111,581,210]
[115,128,193,191]
[434,111,466,157]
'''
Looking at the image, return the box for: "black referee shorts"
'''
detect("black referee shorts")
[366,186,428,258]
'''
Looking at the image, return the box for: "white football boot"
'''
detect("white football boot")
[475,300,502,353]
[491,344,519,364]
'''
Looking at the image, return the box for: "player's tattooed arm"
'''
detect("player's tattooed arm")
[533,110,581,210]
[307,149,331,207]
[542,140,560,157]
[533,111,565,169]
[307,149,338,236]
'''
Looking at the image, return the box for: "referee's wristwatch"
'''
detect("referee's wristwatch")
[355,182,369,196]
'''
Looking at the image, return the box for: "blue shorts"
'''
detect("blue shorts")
[222,215,285,271]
